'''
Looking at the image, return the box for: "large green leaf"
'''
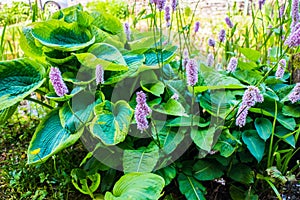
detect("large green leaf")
[167,116,210,128]
[0,104,18,125]
[27,109,84,164]
[153,99,188,117]
[91,11,123,35]
[249,108,296,131]
[155,165,177,186]
[29,20,95,51]
[75,43,128,71]
[140,80,165,97]
[275,126,295,148]
[178,173,206,200]
[104,172,165,200]
[196,64,244,92]
[239,47,261,62]
[254,118,272,141]
[191,127,215,152]
[242,130,265,163]
[199,91,236,119]
[158,128,186,155]
[282,105,300,118]
[20,27,44,59]
[91,100,133,145]
[228,164,254,184]
[123,146,159,173]
[213,129,239,157]
[129,36,159,52]
[233,69,263,85]
[144,46,178,66]
[193,160,224,181]
[0,58,45,110]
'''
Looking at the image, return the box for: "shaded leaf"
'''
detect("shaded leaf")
[242,130,265,163]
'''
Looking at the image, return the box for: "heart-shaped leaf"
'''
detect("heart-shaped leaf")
[91,100,133,145]
[254,118,272,141]
[242,130,265,163]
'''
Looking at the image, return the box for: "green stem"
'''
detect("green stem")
[26,97,53,109]
[268,100,277,168]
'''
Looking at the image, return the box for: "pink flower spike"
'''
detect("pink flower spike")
[49,67,69,97]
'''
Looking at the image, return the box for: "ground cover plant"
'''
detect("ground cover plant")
[0,0,299,199]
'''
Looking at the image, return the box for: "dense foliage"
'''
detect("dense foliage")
[0,0,299,199]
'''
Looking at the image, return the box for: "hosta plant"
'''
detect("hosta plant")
[0,1,299,200]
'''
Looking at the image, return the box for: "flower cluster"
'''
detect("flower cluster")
[289,83,300,103]
[165,6,171,27]
[96,64,104,85]
[194,21,200,33]
[171,0,177,11]
[284,25,300,47]
[208,38,215,47]
[258,0,266,10]
[135,91,152,131]
[225,16,233,28]
[227,57,238,72]
[124,22,131,41]
[155,0,166,11]
[219,29,226,43]
[291,0,299,27]
[236,86,264,127]
[183,48,189,69]
[279,5,285,18]
[275,59,286,79]
[186,59,198,86]
[49,67,69,97]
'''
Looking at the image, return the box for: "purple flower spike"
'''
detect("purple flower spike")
[289,83,300,103]
[236,105,249,127]
[208,38,215,47]
[291,0,300,28]
[96,64,104,85]
[219,29,226,42]
[225,16,233,28]
[135,91,152,132]
[124,22,131,41]
[186,59,198,86]
[49,67,68,97]
[207,53,214,67]
[242,86,264,107]
[165,6,171,27]
[258,0,266,10]
[227,57,238,72]
[194,21,200,33]
[279,5,285,18]
[156,0,166,11]
[236,86,264,127]
[284,25,300,47]
[171,0,177,11]
[275,59,286,79]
